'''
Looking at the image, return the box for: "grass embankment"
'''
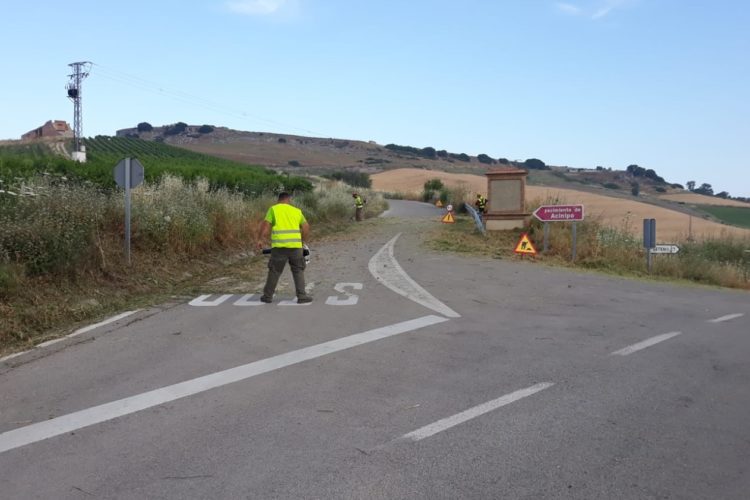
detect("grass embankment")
[428,210,750,291]
[697,205,750,229]
[0,173,386,355]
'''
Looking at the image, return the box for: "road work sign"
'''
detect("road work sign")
[441,212,455,223]
[650,244,680,254]
[514,233,537,255]
[435,200,443,208]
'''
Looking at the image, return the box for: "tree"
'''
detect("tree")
[694,183,713,196]
[686,180,696,191]
[524,158,547,170]
[626,164,646,177]
[137,122,153,132]
[631,182,640,197]
[477,154,495,165]
[421,147,437,159]
[198,125,214,134]
[715,191,729,199]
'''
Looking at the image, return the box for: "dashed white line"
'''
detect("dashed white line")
[0,314,449,454]
[707,313,744,323]
[610,332,682,356]
[399,382,554,442]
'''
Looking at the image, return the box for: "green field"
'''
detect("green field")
[0,137,312,195]
[698,205,750,229]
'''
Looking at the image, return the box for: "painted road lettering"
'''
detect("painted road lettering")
[326,283,363,306]
[189,283,364,307]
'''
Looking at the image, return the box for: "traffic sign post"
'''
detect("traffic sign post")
[113,158,145,265]
[643,218,656,273]
[533,204,584,261]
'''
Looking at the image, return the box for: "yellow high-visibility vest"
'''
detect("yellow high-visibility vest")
[265,203,306,248]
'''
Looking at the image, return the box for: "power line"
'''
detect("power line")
[90,63,329,137]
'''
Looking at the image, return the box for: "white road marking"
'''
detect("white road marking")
[707,313,744,323]
[368,233,460,318]
[0,315,449,454]
[233,294,263,306]
[66,310,140,338]
[0,351,31,363]
[610,332,682,356]
[278,300,313,306]
[8,311,140,355]
[326,282,363,306]
[188,294,233,306]
[400,382,554,442]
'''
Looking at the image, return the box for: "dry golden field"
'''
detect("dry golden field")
[372,168,750,241]
[657,193,750,207]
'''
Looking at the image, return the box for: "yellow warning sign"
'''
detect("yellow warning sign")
[514,233,537,255]
[435,200,443,208]
[441,212,455,224]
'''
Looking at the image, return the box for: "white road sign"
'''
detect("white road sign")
[650,244,680,254]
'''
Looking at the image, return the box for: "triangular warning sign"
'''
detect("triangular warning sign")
[514,233,537,255]
[435,200,443,208]
[441,212,455,223]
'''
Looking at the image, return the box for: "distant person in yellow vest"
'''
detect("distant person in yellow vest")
[256,192,312,304]
[352,192,365,221]
[475,193,488,214]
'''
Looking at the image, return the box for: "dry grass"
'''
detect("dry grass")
[658,193,750,207]
[372,168,750,241]
[0,176,385,354]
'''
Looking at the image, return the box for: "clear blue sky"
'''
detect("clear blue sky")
[3,0,749,197]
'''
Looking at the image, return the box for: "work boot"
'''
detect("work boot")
[297,295,313,304]
[260,295,273,303]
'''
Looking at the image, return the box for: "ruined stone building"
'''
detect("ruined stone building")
[22,120,73,141]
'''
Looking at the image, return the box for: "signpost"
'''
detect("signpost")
[643,218,656,273]
[113,158,145,265]
[532,204,584,261]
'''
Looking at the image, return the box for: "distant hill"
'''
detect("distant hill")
[115,123,700,199]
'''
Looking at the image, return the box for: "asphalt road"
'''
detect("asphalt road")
[1,200,748,499]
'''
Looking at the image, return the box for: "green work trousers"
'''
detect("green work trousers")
[263,247,308,299]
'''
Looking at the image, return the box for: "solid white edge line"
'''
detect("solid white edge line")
[707,313,744,323]
[4,311,141,360]
[67,310,140,338]
[401,382,555,442]
[610,332,682,356]
[0,314,449,454]
[0,351,30,363]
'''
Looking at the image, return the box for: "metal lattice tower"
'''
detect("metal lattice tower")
[66,61,91,153]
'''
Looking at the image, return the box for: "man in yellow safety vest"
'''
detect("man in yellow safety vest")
[475,193,488,214]
[352,192,365,221]
[256,192,312,304]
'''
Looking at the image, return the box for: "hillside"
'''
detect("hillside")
[371,168,750,241]
[115,124,738,201]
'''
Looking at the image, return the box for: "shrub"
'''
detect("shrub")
[323,171,371,188]
[137,122,153,132]
[288,160,301,167]
[198,125,214,134]
[655,186,667,193]
[424,178,444,191]
[602,182,621,190]
[631,182,640,196]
